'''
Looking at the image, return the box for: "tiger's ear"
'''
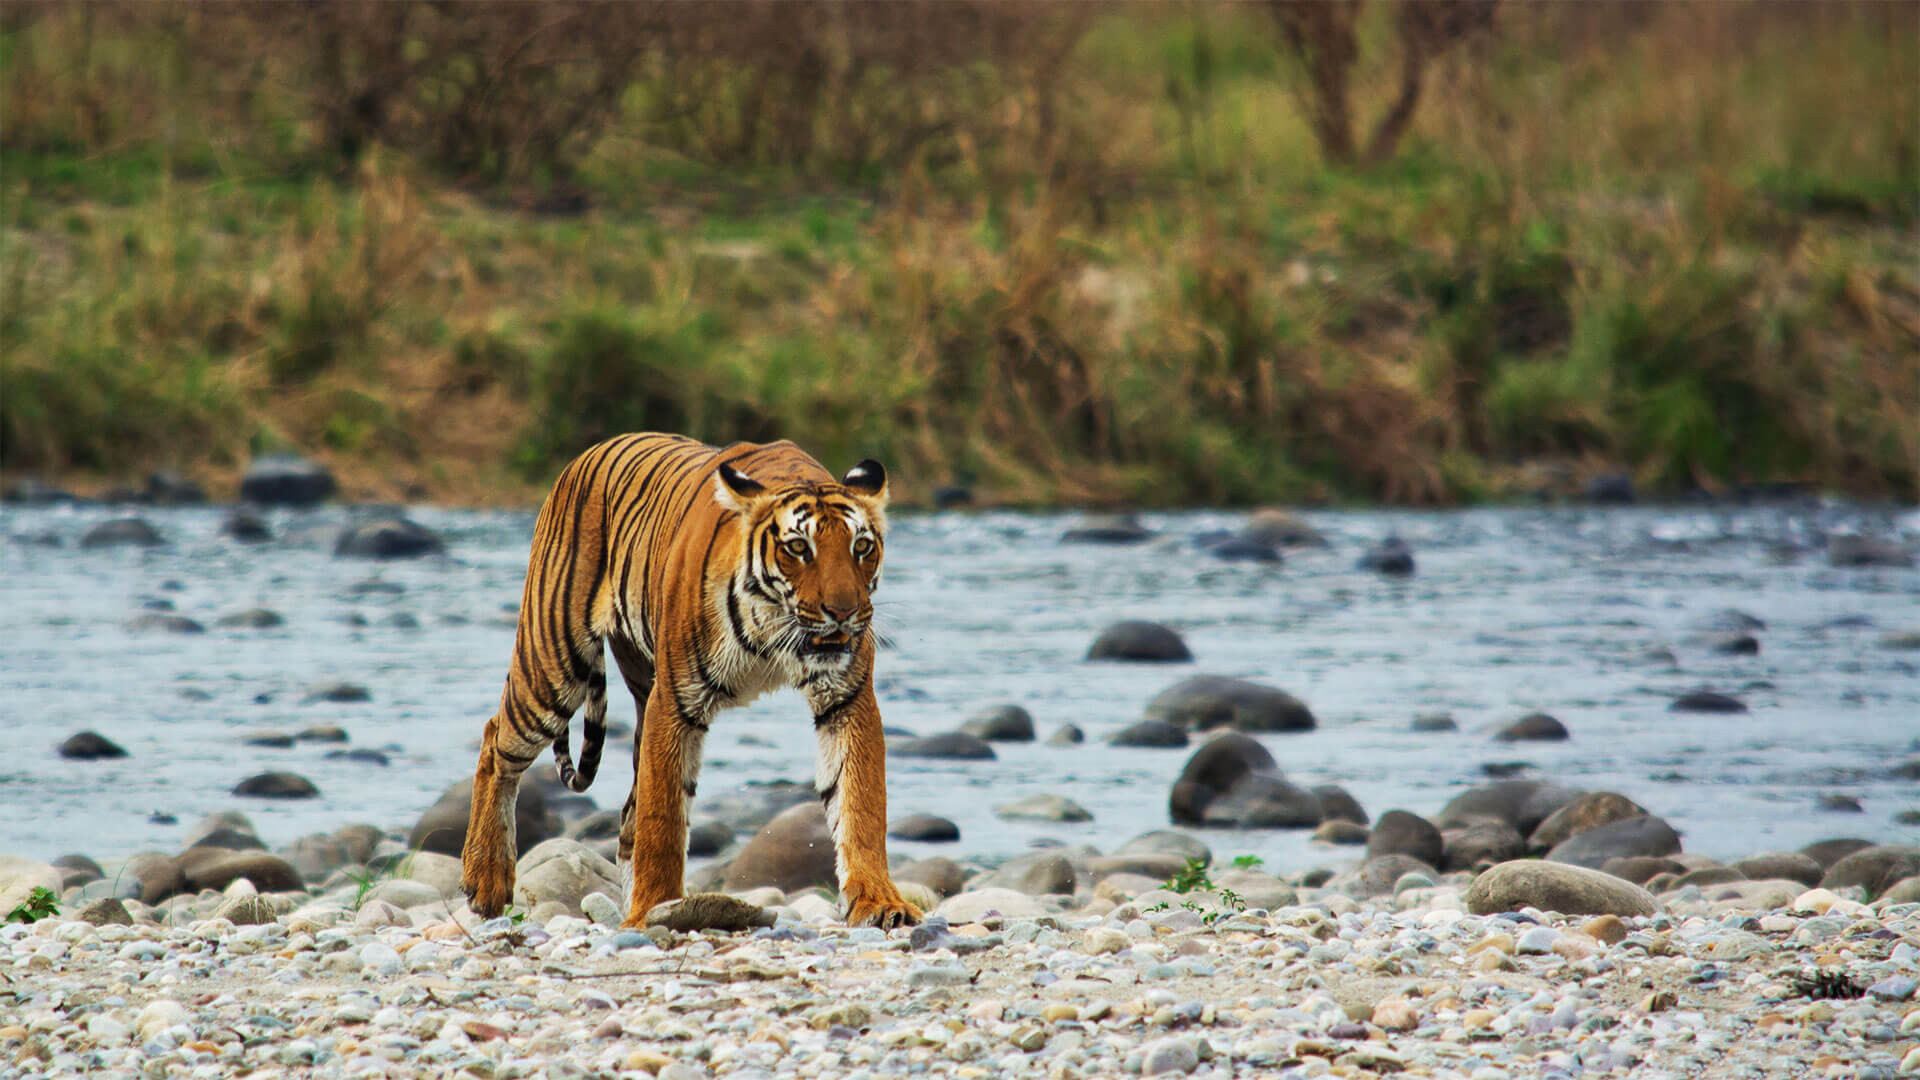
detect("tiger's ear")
[842,459,887,499]
[714,461,767,514]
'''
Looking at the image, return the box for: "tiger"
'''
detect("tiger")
[459,432,922,929]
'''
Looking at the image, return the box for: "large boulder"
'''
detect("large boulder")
[1366,810,1444,867]
[1818,845,1920,899]
[994,794,1092,823]
[1115,830,1212,867]
[1146,676,1315,733]
[240,453,336,507]
[0,856,62,918]
[1730,851,1823,888]
[1799,837,1877,869]
[1442,820,1527,872]
[335,518,445,559]
[1168,733,1274,826]
[513,838,621,915]
[1199,773,1321,829]
[1356,537,1415,576]
[722,803,837,894]
[408,776,561,858]
[1466,859,1659,917]
[1330,854,1438,899]
[1310,785,1368,826]
[977,852,1077,896]
[1545,815,1682,870]
[176,849,303,893]
[1527,792,1649,852]
[1433,780,1585,836]
[933,887,1050,921]
[1495,713,1569,742]
[121,853,190,904]
[889,814,961,843]
[959,705,1035,742]
[1087,621,1193,662]
[896,857,969,898]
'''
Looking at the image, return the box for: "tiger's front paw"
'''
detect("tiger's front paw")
[842,878,921,929]
[460,855,514,919]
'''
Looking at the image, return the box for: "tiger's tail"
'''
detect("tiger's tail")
[552,666,608,793]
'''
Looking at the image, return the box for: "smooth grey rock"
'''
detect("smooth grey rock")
[1087,621,1193,662]
[1146,675,1314,733]
[1546,815,1682,870]
[959,705,1035,742]
[722,803,837,894]
[1467,859,1660,917]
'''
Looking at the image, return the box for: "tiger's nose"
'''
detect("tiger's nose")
[822,602,857,624]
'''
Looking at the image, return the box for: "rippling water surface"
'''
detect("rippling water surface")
[5,501,1918,871]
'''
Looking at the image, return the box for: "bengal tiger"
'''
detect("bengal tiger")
[459,433,922,929]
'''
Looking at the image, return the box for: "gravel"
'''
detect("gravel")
[3,879,1917,1080]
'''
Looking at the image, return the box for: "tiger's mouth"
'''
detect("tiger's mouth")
[799,630,853,656]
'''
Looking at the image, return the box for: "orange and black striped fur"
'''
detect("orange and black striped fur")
[460,434,920,928]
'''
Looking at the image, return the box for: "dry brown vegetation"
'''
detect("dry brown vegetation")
[2,1,1915,507]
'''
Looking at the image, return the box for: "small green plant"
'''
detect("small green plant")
[1217,887,1245,912]
[1144,901,1171,913]
[504,904,529,925]
[1230,854,1264,870]
[1164,857,1214,894]
[6,886,60,924]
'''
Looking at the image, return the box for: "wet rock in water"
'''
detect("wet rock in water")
[80,517,165,549]
[1480,761,1531,778]
[1896,809,1920,825]
[126,613,204,634]
[1310,784,1368,825]
[647,893,776,932]
[1697,608,1766,632]
[1442,820,1527,872]
[994,794,1092,823]
[1241,508,1327,548]
[1585,471,1636,505]
[1200,773,1322,829]
[1202,533,1283,562]
[1706,632,1760,655]
[232,771,320,799]
[222,511,272,543]
[1433,779,1585,835]
[244,733,296,748]
[890,813,961,842]
[1817,793,1865,813]
[325,748,389,766]
[1891,758,1920,779]
[1116,830,1212,867]
[1146,675,1315,733]
[1798,836,1877,869]
[1087,620,1193,662]
[58,730,128,760]
[515,838,620,915]
[1528,791,1650,852]
[183,810,265,850]
[295,724,349,743]
[217,608,286,629]
[891,731,997,760]
[177,848,303,893]
[959,704,1035,742]
[1670,690,1747,713]
[1168,733,1273,826]
[1366,810,1444,866]
[1827,534,1915,568]
[1881,631,1920,650]
[686,820,734,857]
[1061,512,1153,545]
[303,682,370,704]
[722,803,837,894]
[1546,814,1681,870]
[1109,720,1189,749]
[239,453,336,507]
[1818,845,1920,899]
[335,518,446,559]
[1046,724,1085,746]
[1467,859,1659,916]
[896,856,969,898]
[1356,537,1415,575]
[1313,819,1369,845]
[1495,712,1569,742]
[409,776,560,858]
[1411,713,1458,732]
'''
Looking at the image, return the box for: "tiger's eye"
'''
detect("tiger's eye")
[783,537,810,559]
[854,537,875,558]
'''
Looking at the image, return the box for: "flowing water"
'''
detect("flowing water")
[4,500,1918,873]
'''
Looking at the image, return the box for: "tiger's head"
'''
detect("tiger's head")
[714,458,888,664]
